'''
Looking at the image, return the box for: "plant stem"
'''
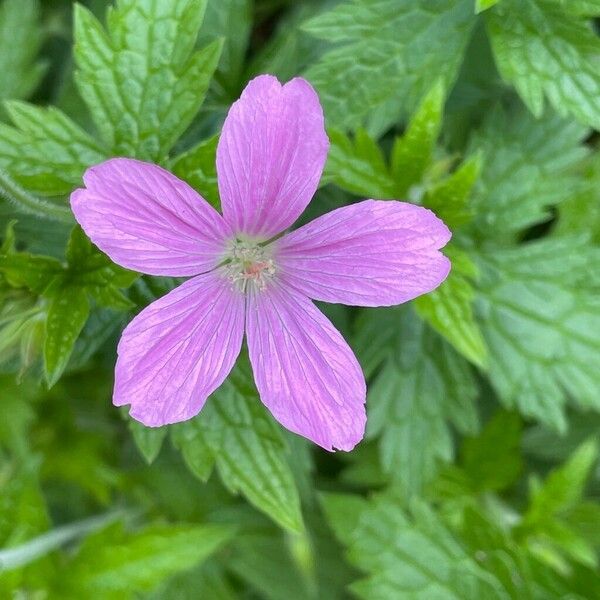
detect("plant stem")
[0,168,74,224]
[0,510,125,571]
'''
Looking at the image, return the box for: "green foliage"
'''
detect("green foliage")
[486,0,600,128]
[303,0,475,132]
[321,491,509,599]
[73,0,222,161]
[0,0,46,112]
[1,0,600,597]
[415,246,487,368]
[476,237,600,432]
[58,521,234,598]
[354,307,478,495]
[468,106,588,242]
[172,358,303,532]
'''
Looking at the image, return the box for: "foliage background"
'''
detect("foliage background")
[1,0,599,597]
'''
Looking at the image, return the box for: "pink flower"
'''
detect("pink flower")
[70,75,450,451]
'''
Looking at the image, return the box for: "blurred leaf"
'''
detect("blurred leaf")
[518,439,599,572]
[476,237,600,432]
[0,0,46,112]
[354,307,478,494]
[322,491,509,599]
[415,247,488,368]
[128,419,167,465]
[172,358,303,532]
[60,521,234,599]
[486,0,600,128]
[468,107,588,242]
[303,0,474,131]
[461,411,523,492]
[0,102,106,196]
[198,0,252,103]
[73,0,222,160]
[171,134,220,208]
[476,0,501,11]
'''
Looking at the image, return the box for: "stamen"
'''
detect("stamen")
[224,238,276,293]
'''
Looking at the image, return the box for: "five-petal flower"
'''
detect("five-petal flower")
[70,75,451,451]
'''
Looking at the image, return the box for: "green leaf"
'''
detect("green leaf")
[390,80,444,196]
[354,307,478,494]
[0,253,62,294]
[172,358,302,532]
[476,237,600,432]
[303,0,474,131]
[468,107,588,242]
[0,102,106,196]
[518,439,599,572]
[415,247,488,368]
[128,419,167,465]
[323,492,509,599]
[62,522,234,598]
[486,0,600,128]
[460,411,523,492]
[423,153,481,228]
[0,0,46,110]
[74,0,222,160]
[170,134,220,208]
[198,0,252,102]
[43,285,90,387]
[555,153,600,244]
[324,128,397,199]
[476,0,501,11]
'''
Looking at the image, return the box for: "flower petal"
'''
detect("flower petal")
[274,200,451,307]
[71,158,231,276]
[114,271,245,426]
[217,75,329,239]
[246,283,366,451]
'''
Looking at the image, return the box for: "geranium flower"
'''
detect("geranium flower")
[71,75,450,451]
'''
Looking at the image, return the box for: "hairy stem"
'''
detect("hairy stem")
[0,168,73,224]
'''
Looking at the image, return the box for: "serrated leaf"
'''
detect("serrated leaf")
[390,80,444,195]
[468,107,588,242]
[354,307,478,494]
[486,0,600,128]
[0,102,106,196]
[323,492,509,599]
[73,0,222,161]
[303,0,474,131]
[62,522,234,599]
[128,419,167,465]
[415,247,487,368]
[170,134,220,208]
[518,439,599,572]
[476,237,600,432]
[171,358,302,532]
[43,285,90,387]
[324,128,396,199]
[0,0,46,111]
[424,153,481,228]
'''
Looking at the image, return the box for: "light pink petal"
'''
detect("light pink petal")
[246,283,366,451]
[217,75,329,239]
[71,158,232,276]
[274,200,451,307]
[114,271,244,426]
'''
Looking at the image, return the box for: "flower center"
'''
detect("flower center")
[224,238,276,293]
